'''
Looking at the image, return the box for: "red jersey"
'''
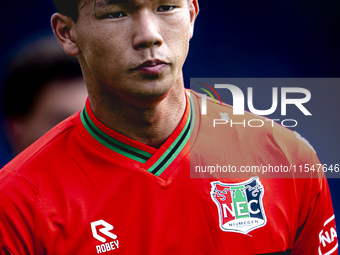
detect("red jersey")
[0,90,337,254]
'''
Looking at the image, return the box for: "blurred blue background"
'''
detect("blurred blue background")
[0,0,339,229]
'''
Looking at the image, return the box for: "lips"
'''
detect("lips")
[133,60,168,75]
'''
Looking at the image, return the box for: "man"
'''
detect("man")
[0,0,337,254]
[2,36,87,158]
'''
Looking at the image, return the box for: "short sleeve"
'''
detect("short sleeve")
[272,124,338,254]
[292,177,338,254]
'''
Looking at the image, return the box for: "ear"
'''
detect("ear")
[51,13,81,56]
[189,0,199,40]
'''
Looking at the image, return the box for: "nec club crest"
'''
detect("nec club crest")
[210,177,267,234]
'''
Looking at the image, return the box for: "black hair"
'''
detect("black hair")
[53,0,82,22]
[2,36,83,118]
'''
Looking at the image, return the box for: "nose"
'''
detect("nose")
[132,11,163,50]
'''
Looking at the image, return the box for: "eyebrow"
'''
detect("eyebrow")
[96,0,133,7]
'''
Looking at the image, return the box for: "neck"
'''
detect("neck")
[88,81,186,149]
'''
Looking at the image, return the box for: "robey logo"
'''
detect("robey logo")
[91,220,119,254]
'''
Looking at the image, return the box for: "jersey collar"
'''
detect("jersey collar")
[79,91,195,177]
[80,103,154,163]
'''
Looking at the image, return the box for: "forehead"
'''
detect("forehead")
[81,0,187,9]
[96,0,133,6]
[97,0,146,5]
[83,0,159,8]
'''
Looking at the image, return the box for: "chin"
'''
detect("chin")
[128,85,173,107]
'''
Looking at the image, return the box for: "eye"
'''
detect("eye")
[102,11,127,19]
[157,5,177,12]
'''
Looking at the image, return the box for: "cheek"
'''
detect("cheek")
[81,32,125,76]
[168,17,191,64]
[84,30,111,59]
[174,15,191,46]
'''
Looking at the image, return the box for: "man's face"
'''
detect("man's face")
[71,0,197,104]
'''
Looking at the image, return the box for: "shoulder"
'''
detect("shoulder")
[0,166,38,254]
[1,112,80,192]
